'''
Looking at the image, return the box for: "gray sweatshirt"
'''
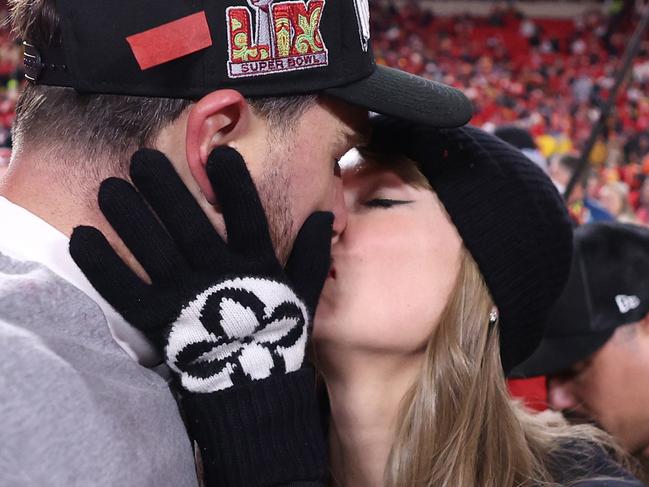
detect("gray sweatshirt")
[0,253,198,487]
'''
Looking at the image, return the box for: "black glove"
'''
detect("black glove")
[69,147,332,486]
[70,147,332,393]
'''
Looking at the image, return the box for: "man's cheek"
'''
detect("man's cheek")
[314,171,338,211]
[299,176,331,212]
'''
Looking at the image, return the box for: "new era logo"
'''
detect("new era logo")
[615,294,641,314]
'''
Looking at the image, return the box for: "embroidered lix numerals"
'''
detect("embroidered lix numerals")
[226,0,329,78]
[227,8,271,63]
[273,2,326,56]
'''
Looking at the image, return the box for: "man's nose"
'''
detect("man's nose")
[331,177,348,239]
[547,376,579,411]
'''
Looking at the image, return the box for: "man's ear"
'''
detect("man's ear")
[186,89,250,204]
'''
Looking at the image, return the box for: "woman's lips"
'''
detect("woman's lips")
[328,266,336,279]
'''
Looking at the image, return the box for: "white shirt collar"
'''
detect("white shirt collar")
[0,195,160,366]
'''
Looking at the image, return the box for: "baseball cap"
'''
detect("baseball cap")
[22,0,472,128]
[510,222,649,378]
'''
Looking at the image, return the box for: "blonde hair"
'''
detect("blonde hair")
[385,249,630,487]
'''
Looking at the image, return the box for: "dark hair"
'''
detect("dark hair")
[556,153,588,186]
[9,0,316,176]
[557,154,581,174]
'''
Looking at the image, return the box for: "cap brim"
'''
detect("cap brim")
[324,65,473,128]
[508,330,615,378]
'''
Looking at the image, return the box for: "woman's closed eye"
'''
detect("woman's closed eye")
[363,198,413,209]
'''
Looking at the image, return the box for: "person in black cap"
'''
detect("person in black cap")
[512,222,649,482]
[69,116,643,485]
[0,0,472,486]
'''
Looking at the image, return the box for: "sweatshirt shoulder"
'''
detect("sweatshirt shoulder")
[0,253,116,440]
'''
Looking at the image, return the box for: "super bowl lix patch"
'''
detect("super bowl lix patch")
[226,0,329,78]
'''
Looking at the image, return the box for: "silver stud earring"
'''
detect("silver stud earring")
[489,307,499,326]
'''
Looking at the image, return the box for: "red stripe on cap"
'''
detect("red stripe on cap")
[126,12,212,70]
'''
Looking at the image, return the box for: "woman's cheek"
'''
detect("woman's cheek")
[345,237,440,351]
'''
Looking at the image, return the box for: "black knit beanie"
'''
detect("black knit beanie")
[369,116,574,374]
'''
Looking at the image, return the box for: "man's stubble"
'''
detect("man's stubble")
[256,147,294,265]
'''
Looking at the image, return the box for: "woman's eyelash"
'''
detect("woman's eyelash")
[364,198,412,208]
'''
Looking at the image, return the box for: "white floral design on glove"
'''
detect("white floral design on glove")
[166,277,309,393]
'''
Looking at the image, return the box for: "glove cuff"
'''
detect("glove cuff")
[180,367,328,487]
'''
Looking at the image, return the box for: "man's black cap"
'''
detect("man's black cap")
[510,222,649,378]
[369,118,573,374]
[23,0,472,128]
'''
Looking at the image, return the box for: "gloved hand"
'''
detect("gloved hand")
[69,147,333,393]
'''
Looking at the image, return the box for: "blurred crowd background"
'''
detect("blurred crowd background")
[0,7,19,170]
[370,0,649,226]
[0,0,649,225]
